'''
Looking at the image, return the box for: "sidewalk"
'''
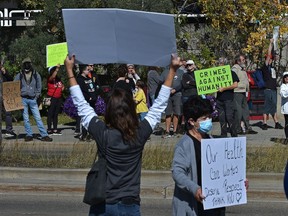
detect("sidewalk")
[1,118,286,148]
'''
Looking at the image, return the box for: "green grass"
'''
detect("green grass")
[0,142,287,172]
[11,111,75,126]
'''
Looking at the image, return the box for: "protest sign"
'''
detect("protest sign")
[273,26,279,51]
[194,65,233,95]
[201,137,247,210]
[62,8,177,67]
[46,42,68,68]
[3,81,24,111]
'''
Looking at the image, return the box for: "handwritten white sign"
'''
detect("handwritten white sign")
[201,137,247,210]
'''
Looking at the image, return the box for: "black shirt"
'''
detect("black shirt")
[217,71,239,101]
[262,64,277,90]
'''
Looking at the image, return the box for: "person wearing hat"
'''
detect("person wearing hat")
[280,71,288,139]
[46,64,64,135]
[181,60,197,105]
[14,57,52,142]
[261,38,284,130]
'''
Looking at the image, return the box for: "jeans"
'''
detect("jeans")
[138,112,147,121]
[22,97,48,137]
[89,202,140,216]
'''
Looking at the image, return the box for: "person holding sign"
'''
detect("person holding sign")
[172,95,226,216]
[64,54,181,216]
[261,38,284,130]
[0,64,17,137]
[216,57,239,137]
[46,65,65,135]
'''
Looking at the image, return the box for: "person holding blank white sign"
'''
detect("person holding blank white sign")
[172,95,225,216]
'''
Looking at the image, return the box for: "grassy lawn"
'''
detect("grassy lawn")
[0,141,287,172]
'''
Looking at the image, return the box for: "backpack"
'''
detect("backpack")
[251,69,265,89]
[19,70,39,88]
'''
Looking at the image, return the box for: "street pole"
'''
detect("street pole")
[0,66,3,150]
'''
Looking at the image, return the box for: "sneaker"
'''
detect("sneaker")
[246,129,258,134]
[53,130,62,135]
[5,131,17,137]
[40,136,53,142]
[237,130,246,135]
[162,131,171,139]
[47,130,53,135]
[79,134,87,141]
[262,124,268,130]
[24,136,33,142]
[74,130,81,135]
[275,122,284,129]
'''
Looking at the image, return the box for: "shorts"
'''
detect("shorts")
[263,89,277,115]
[165,94,182,116]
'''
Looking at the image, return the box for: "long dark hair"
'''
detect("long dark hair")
[105,88,139,141]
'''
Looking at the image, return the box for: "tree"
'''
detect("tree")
[197,0,288,70]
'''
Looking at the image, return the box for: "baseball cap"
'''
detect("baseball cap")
[186,60,195,65]
[22,57,32,64]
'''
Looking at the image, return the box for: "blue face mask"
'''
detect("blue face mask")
[198,118,212,133]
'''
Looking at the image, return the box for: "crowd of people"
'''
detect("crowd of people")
[0,44,285,215]
[0,39,286,143]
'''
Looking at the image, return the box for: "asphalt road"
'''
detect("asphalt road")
[0,192,287,216]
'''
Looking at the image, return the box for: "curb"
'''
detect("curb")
[0,167,286,200]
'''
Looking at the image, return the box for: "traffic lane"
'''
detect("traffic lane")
[0,193,287,216]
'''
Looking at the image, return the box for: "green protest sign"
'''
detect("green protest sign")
[194,65,233,95]
[46,42,68,68]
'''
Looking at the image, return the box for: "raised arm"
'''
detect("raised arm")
[265,38,274,66]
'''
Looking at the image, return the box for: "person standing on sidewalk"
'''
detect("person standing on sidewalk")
[215,57,238,137]
[232,54,258,134]
[147,66,161,106]
[279,72,288,138]
[46,65,64,135]
[160,66,184,138]
[0,64,17,137]
[75,64,99,141]
[262,38,284,130]
[14,57,52,142]
[65,54,180,216]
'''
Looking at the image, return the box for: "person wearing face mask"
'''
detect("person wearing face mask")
[172,95,226,216]
[232,54,257,135]
[14,57,52,142]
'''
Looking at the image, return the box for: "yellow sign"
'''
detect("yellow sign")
[46,42,68,67]
[3,81,24,111]
[194,65,233,95]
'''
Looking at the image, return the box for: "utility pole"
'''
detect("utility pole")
[0,63,3,150]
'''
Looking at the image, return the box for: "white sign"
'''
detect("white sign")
[201,137,247,210]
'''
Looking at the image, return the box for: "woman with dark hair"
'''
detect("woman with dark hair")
[64,54,181,216]
[46,64,64,135]
[172,95,225,216]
